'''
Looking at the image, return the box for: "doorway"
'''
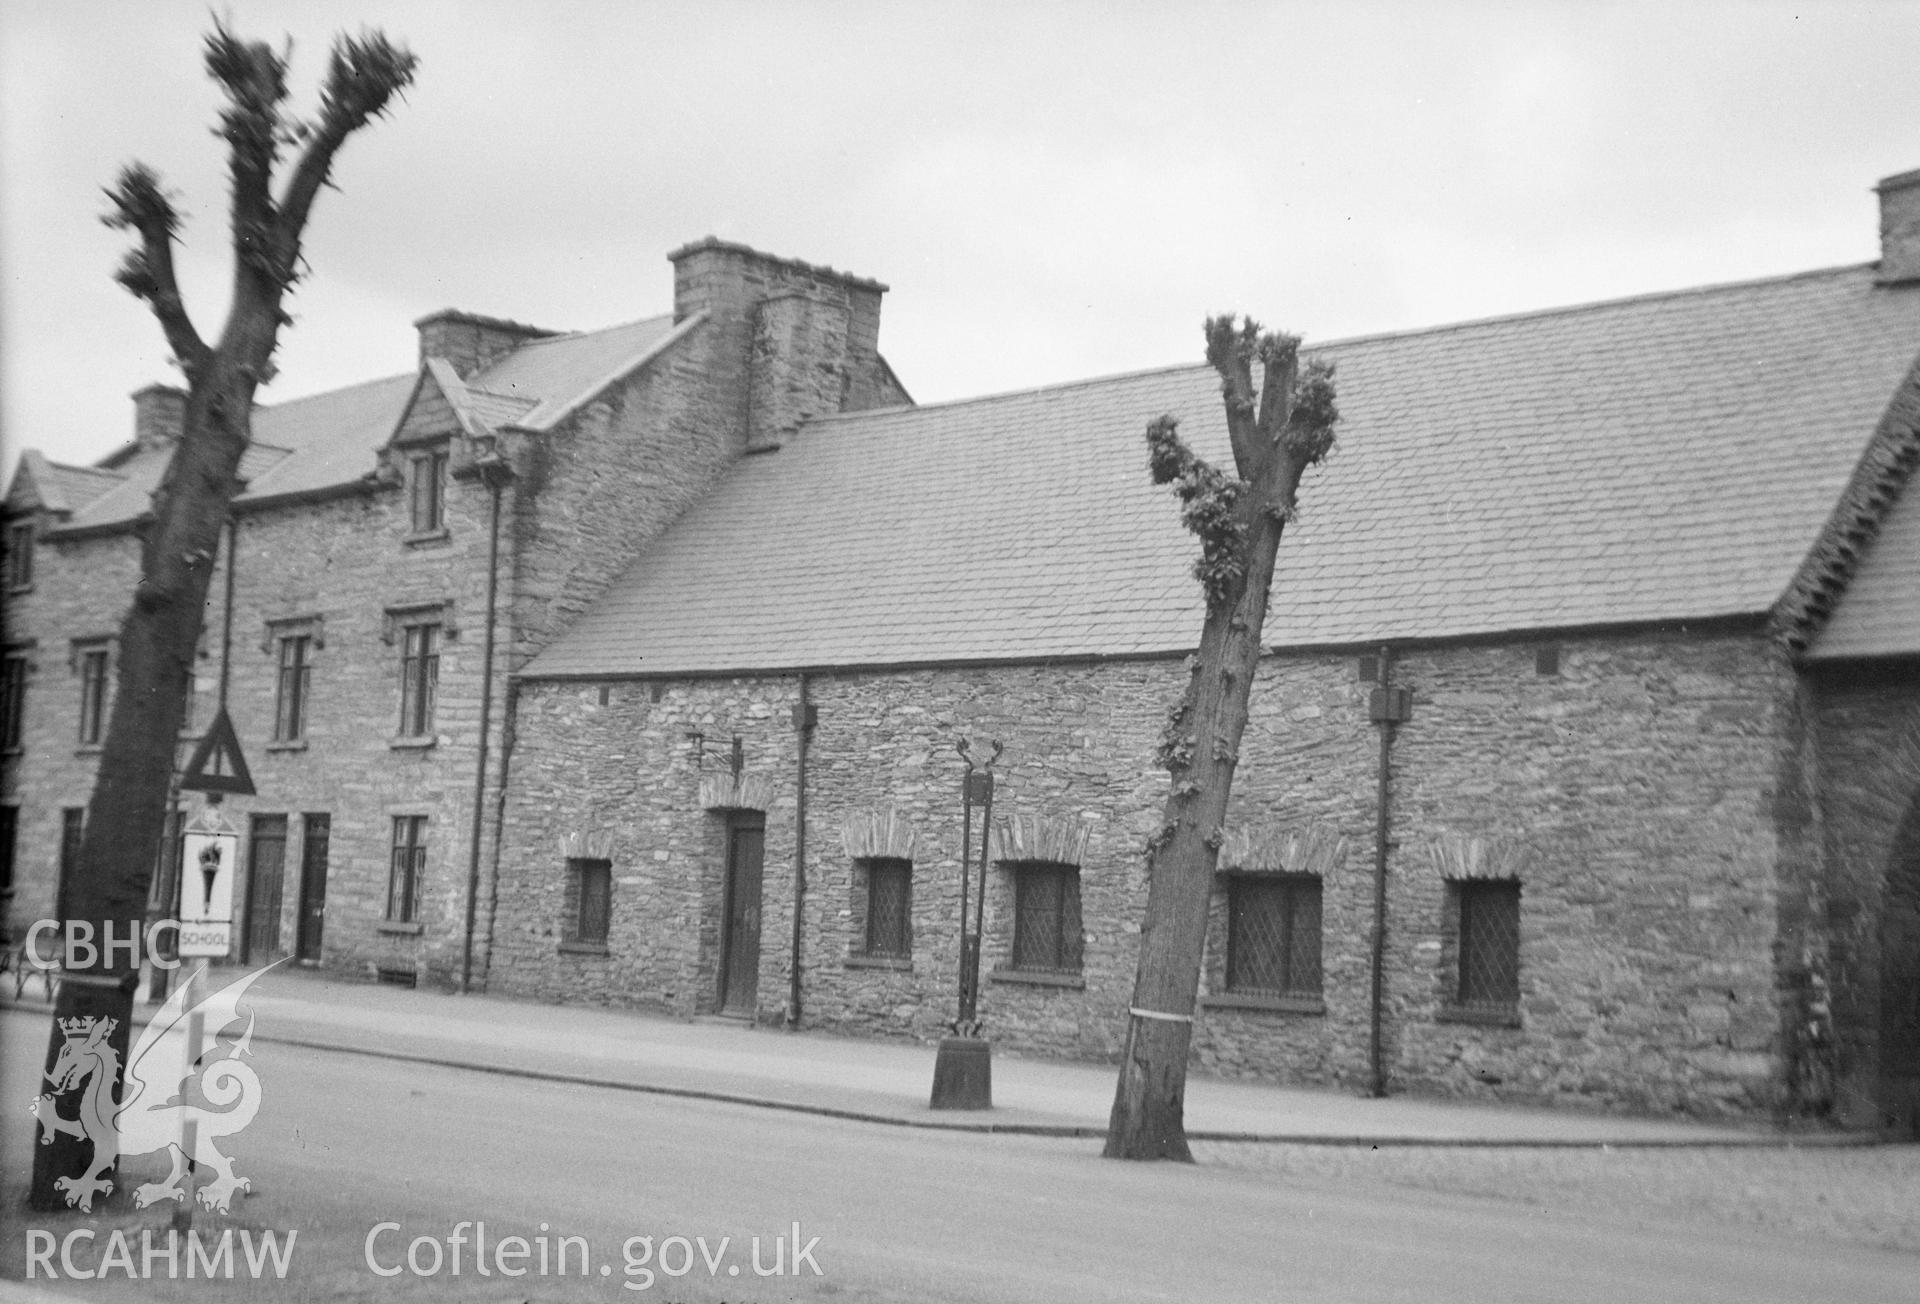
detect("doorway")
[1881,796,1920,1136]
[718,813,766,1017]
[244,814,288,962]
[295,813,330,962]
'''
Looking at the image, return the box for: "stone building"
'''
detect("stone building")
[487,172,1920,1130]
[7,172,1920,1130]
[1,239,906,987]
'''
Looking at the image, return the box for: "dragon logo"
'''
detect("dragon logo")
[29,961,281,1214]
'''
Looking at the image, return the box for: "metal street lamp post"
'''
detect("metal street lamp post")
[930,736,999,1109]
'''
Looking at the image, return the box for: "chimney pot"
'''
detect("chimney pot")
[1875,167,1920,286]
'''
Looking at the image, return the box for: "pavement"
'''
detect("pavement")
[2,960,1848,1148]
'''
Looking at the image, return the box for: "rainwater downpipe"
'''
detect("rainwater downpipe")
[460,464,508,994]
[1368,643,1397,1099]
[787,672,813,1026]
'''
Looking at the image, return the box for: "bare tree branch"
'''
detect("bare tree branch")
[101,164,209,377]
[275,31,417,266]
[204,20,291,288]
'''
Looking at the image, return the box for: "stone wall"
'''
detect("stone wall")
[506,327,748,666]
[0,526,144,930]
[1807,659,1920,1129]
[493,624,1799,1119]
[1,242,907,987]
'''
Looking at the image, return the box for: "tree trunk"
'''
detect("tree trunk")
[29,371,256,1209]
[25,20,414,1208]
[1104,322,1336,1161]
[1105,503,1284,1160]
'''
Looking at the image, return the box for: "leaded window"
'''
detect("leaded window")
[1226,874,1322,997]
[1010,860,1082,973]
[859,857,912,959]
[1456,879,1521,1012]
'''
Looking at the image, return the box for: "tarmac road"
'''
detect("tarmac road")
[3,1025,1915,1303]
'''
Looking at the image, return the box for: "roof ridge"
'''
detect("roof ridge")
[810,360,1209,423]
[1309,262,1880,352]
[811,265,1886,429]
[501,312,675,353]
[257,370,415,416]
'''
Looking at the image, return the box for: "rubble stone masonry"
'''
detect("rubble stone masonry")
[494,624,1800,1119]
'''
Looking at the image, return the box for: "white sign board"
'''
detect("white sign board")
[179,830,238,957]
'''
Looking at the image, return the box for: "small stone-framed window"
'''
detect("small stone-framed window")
[397,622,440,739]
[72,639,111,747]
[1225,874,1323,998]
[408,446,449,537]
[1006,860,1083,974]
[562,857,612,951]
[274,633,313,742]
[1442,878,1522,1024]
[851,857,912,961]
[5,519,34,591]
[0,651,28,751]
[386,815,428,924]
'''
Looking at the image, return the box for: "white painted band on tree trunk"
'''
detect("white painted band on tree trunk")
[52,972,130,989]
[1128,1007,1194,1023]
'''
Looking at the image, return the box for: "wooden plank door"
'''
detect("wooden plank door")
[244,814,288,961]
[295,814,330,962]
[719,815,765,1016]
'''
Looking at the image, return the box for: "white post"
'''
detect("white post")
[170,963,203,1232]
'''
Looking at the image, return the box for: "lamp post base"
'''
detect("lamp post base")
[930,1036,993,1110]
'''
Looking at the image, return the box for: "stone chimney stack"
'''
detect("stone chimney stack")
[132,384,186,452]
[1876,168,1920,286]
[668,238,889,451]
[415,310,557,378]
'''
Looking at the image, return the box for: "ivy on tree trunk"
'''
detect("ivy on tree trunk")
[30,20,415,1212]
[1104,317,1337,1161]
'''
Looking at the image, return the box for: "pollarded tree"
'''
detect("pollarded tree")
[1104,317,1337,1161]
[30,20,416,1211]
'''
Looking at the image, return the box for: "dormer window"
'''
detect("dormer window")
[408,447,448,536]
[5,520,33,591]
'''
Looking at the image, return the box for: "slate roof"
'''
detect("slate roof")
[23,314,684,533]
[526,264,1920,679]
[4,450,123,515]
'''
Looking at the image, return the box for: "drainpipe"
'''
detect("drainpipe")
[788,673,815,1026]
[460,449,512,994]
[479,679,520,992]
[1367,644,1411,1098]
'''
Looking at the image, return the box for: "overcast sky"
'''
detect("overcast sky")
[3,1,1918,474]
